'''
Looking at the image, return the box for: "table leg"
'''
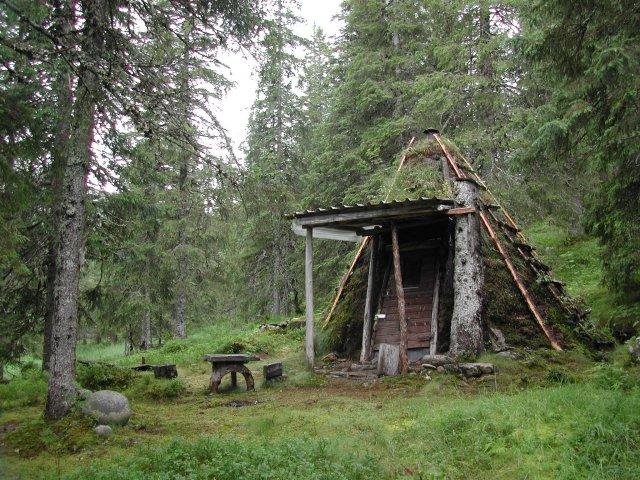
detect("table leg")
[231,371,237,388]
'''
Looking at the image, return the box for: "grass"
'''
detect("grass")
[527,222,640,339]
[1,323,639,479]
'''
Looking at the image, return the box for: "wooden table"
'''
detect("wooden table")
[202,354,259,393]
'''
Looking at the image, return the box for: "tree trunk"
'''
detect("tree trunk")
[44,83,94,420]
[45,0,106,420]
[272,248,282,317]
[43,0,75,372]
[140,288,152,349]
[449,180,484,358]
[173,158,188,339]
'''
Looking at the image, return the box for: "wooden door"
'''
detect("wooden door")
[372,249,437,351]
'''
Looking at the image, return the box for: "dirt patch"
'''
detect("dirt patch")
[0,421,19,434]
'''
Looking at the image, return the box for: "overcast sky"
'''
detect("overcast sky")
[216,0,343,156]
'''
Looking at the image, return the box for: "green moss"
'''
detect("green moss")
[5,413,99,458]
[324,254,369,355]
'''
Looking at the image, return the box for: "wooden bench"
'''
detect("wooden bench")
[202,354,259,393]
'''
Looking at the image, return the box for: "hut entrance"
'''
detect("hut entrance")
[373,247,439,360]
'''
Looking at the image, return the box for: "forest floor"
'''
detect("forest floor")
[1,223,640,480]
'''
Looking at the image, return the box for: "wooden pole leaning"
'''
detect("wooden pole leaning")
[305,227,315,368]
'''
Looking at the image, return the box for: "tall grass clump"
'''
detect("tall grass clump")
[65,436,382,480]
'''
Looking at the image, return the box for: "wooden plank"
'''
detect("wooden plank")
[202,354,260,363]
[446,206,476,216]
[294,203,454,228]
[360,235,378,362]
[391,225,408,374]
[305,228,315,368]
[374,340,430,349]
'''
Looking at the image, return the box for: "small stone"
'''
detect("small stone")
[322,352,338,362]
[421,364,437,370]
[94,425,113,437]
[419,354,454,367]
[436,366,445,373]
[628,337,640,362]
[476,363,495,374]
[423,374,432,381]
[457,363,481,378]
[497,350,519,360]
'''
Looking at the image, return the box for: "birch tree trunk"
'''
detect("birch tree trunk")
[449,180,484,358]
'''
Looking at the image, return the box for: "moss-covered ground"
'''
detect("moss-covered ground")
[2,225,640,479]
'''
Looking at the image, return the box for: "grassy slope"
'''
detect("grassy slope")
[527,222,639,334]
[2,226,640,479]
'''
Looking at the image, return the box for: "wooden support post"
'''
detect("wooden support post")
[391,225,408,374]
[430,259,441,354]
[360,235,378,362]
[305,228,315,368]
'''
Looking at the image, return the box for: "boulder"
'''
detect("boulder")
[419,354,455,367]
[94,425,113,437]
[83,390,131,426]
[629,337,640,362]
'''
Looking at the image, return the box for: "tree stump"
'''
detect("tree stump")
[377,343,400,376]
[152,364,178,379]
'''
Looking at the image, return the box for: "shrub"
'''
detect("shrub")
[0,369,47,410]
[591,363,640,391]
[127,376,187,400]
[76,363,135,390]
[65,436,381,480]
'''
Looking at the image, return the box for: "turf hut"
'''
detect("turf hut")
[289,130,590,373]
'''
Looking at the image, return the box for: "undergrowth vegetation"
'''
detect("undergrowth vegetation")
[528,222,640,340]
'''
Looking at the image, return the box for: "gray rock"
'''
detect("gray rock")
[419,354,455,367]
[497,350,519,360]
[436,366,445,373]
[421,363,437,370]
[83,390,131,426]
[457,363,494,378]
[629,337,640,362]
[458,363,481,377]
[94,425,113,437]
